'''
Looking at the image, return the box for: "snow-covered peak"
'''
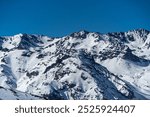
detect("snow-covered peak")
[129,28,150,34]
[70,30,90,39]
[14,33,24,38]
[2,34,22,50]
[1,33,52,50]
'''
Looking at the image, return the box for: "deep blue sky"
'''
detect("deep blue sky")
[0,0,150,37]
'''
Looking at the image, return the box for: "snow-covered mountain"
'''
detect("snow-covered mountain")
[0,29,150,100]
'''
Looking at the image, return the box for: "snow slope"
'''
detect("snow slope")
[0,86,43,100]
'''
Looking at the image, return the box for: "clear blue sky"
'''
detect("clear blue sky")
[0,0,150,37]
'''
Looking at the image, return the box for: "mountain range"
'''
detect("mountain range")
[0,29,150,100]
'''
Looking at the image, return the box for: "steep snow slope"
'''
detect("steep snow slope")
[0,29,150,100]
[0,86,43,100]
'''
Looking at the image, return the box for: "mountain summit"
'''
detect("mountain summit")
[0,29,150,100]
